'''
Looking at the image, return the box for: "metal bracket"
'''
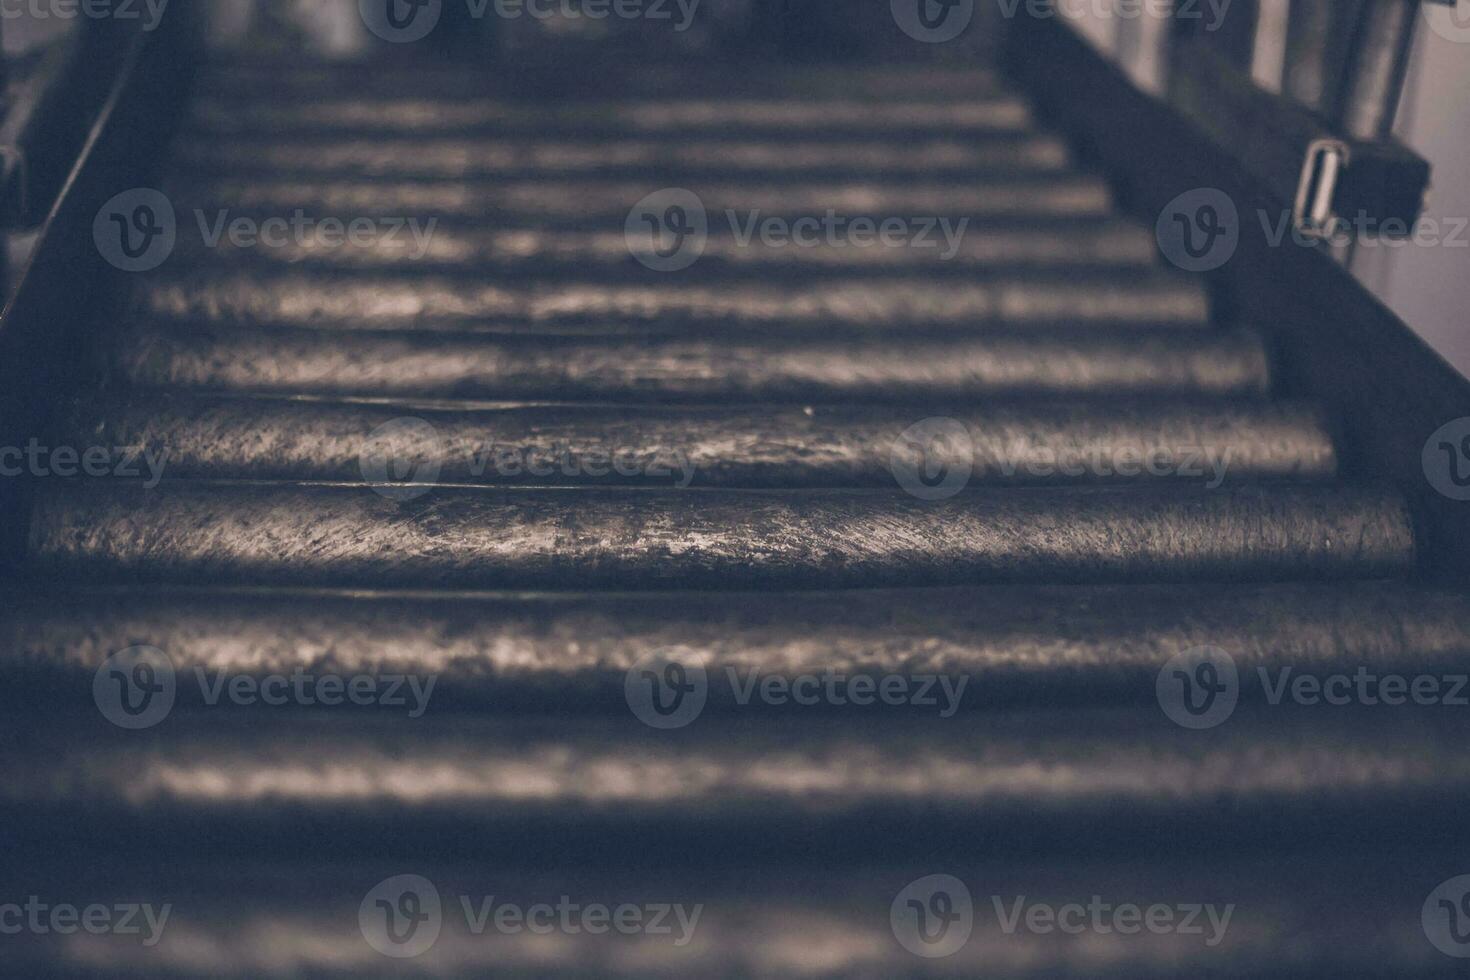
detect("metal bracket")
[1293,138,1351,239]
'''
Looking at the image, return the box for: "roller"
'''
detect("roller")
[104,323,1271,400]
[167,133,1073,179]
[127,270,1208,331]
[192,61,1010,100]
[184,95,1035,136]
[165,174,1117,223]
[25,483,1414,589]
[6,852,1458,978]
[4,710,1468,864]
[66,393,1337,488]
[164,220,1158,274]
[2,582,1464,711]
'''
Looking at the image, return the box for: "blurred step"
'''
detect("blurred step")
[127,270,1209,331]
[193,61,1011,101]
[3,581,1463,712]
[168,133,1074,179]
[5,852,1460,978]
[164,220,1160,274]
[104,323,1271,400]
[5,710,1466,863]
[184,94,1036,136]
[26,483,1413,590]
[65,393,1337,488]
[167,174,1117,223]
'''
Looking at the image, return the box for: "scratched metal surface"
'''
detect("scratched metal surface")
[27,483,1414,589]
[66,393,1337,487]
[2,582,1465,707]
[104,322,1271,399]
[125,268,1210,329]
[126,268,1209,331]
[14,34,1468,978]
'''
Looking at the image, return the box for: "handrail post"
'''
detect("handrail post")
[1336,0,1421,140]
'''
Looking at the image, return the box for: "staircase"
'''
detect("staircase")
[6,52,1470,978]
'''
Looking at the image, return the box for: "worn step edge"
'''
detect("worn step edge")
[24,483,1416,590]
[61,393,1337,489]
[103,323,1271,400]
[2,581,1464,712]
[123,271,1211,332]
